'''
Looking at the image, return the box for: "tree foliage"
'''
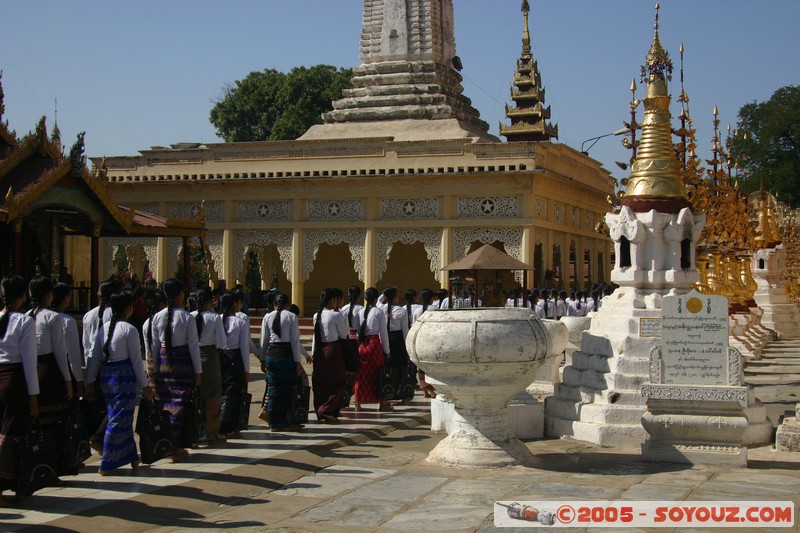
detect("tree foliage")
[209,65,353,142]
[731,85,800,206]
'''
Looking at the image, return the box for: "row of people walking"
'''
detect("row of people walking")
[0,275,257,502]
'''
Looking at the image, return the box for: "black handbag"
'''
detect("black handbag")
[288,378,310,425]
[181,387,206,445]
[136,398,175,464]
[238,392,252,431]
[377,364,397,401]
[57,400,91,475]
[14,421,59,497]
[397,362,418,400]
[340,338,361,373]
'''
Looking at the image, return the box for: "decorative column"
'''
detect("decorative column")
[521,226,534,289]
[90,226,100,307]
[291,229,304,313]
[222,229,235,284]
[440,227,452,290]
[182,236,191,290]
[156,238,168,283]
[364,227,377,289]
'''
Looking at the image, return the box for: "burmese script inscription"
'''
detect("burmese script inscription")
[661,290,729,385]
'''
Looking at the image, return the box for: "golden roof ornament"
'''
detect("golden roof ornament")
[500,0,558,142]
[623,3,689,213]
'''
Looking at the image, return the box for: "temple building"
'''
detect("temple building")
[95,0,614,313]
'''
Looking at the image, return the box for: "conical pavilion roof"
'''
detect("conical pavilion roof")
[442,244,531,271]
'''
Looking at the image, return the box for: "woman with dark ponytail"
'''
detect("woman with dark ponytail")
[353,287,390,412]
[83,280,118,455]
[415,289,434,322]
[190,288,226,445]
[150,278,202,459]
[87,292,153,475]
[28,276,72,434]
[383,286,413,402]
[339,285,363,332]
[411,289,436,399]
[0,276,39,501]
[52,283,84,397]
[259,292,302,431]
[311,288,349,423]
[219,292,252,437]
[404,289,420,328]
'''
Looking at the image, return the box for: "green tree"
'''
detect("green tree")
[210,65,353,142]
[731,85,800,206]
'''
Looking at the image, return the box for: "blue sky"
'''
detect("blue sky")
[1,1,798,183]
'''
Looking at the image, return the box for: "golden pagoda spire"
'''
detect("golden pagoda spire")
[623,3,689,212]
[500,0,558,142]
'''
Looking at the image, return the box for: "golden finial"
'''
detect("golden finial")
[521,0,531,57]
[624,4,687,209]
[630,78,636,93]
[713,105,718,117]
[642,3,672,81]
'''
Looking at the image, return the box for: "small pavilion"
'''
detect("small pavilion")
[441,244,532,308]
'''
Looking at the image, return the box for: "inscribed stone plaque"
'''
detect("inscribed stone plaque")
[661,290,728,385]
[639,318,662,337]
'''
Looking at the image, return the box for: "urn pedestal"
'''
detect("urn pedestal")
[406,308,567,468]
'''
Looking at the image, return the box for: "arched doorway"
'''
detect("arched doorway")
[238,243,291,312]
[305,242,358,316]
[377,241,437,294]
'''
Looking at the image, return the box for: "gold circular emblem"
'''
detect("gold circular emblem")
[686,297,703,314]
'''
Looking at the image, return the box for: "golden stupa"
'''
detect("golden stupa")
[623,4,689,211]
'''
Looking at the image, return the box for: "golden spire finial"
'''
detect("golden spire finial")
[521,0,531,58]
[623,3,687,210]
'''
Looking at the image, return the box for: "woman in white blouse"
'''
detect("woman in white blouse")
[311,288,349,424]
[27,276,72,434]
[354,288,391,412]
[191,288,227,445]
[382,286,414,402]
[87,292,154,475]
[0,276,38,501]
[150,278,202,460]
[219,292,252,437]
[260,292,303,431]
[52,283,84,397]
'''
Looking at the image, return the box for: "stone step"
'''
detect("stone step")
[579,402,647,425]
[560,366,608,391]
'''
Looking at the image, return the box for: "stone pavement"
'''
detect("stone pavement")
[2,362,800,532]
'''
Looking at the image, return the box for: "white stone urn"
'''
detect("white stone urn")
[406,308,568,468]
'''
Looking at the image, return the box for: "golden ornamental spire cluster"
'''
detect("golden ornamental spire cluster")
[500,0,558,142]
[622,3,688,210]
